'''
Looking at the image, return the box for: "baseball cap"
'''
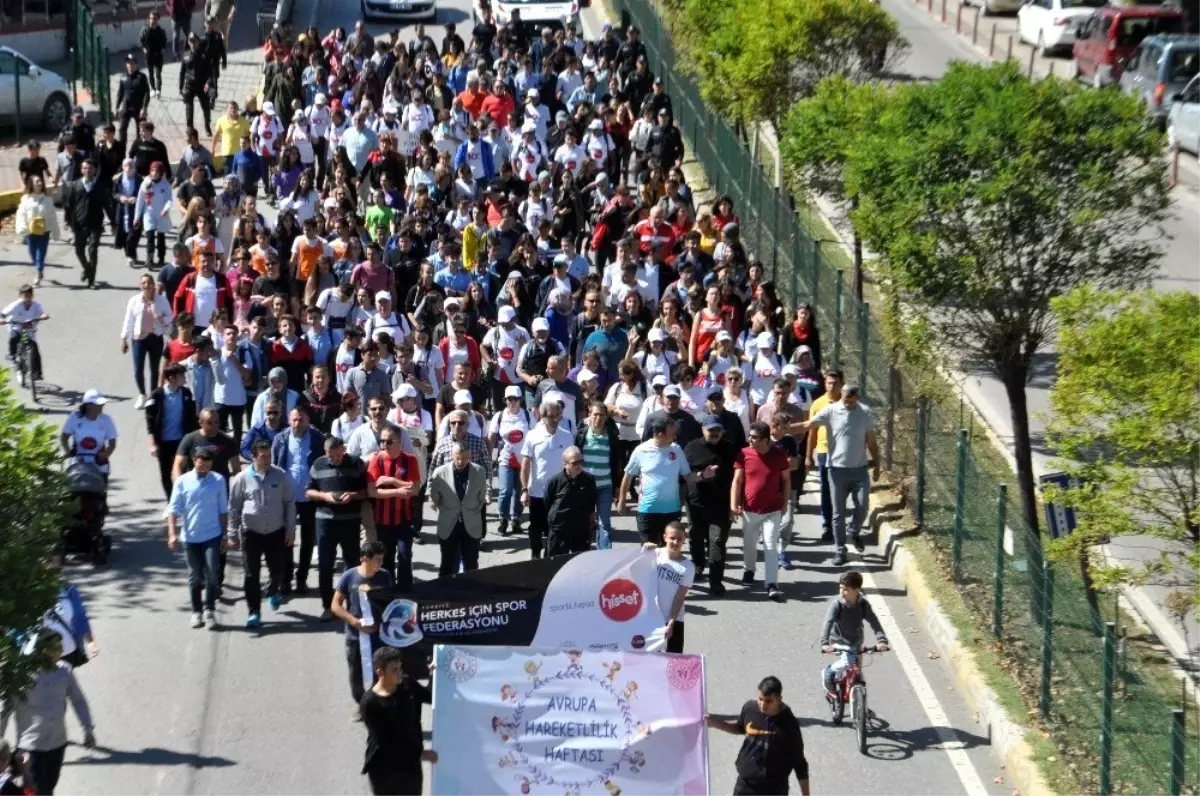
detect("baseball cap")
[553,253,569,267]
[577,368,599,383]
[701,414,724,430]
[521,120,538,134]
[526,88,539,99]
[504,385,523,399]
[497,306,517,323]
[445,296,461,309]
[647,328,666,343]
[82,388,107,406]
[663,385,682,398]
[716,330,733,342]
[652,375,668,388]
[532,318,550,332]
[262,101,277,116]
[756,331,776,349]
[796,344,813,356]
[453,389,473,406]
[723,222,740,237]
[782,364,800,377]
[72,105,85,117]
[555,110,569,121]
[393,384,419,400]
[315,93,328,105]
[707,388,724,401]
[589,119,603,131]
[375,291,392,304]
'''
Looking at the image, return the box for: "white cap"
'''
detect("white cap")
[647,328,666,343]
[453,389,473,406]
[498,306,517,323]
[393,383,419,400]
[716,330,733,342]
[314,93,327,105]
[652,375,669,387]
[782,364,800,377]
[375,290,393,304]
[543,390,564,406]
[383,102,399,115]
[532,317,550,332]
[504,385,523,399]
[445,296,461,308]
[82,388,107,406]
[577,368,599,383]
[521,120,538,134]
[589,119,603,130]
[756,331,776,349]
[796,344,812,356]
[262,101,276,115]
[526,88,539,99]
[663,385,682,398]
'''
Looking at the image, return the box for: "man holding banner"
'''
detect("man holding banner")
[330,541,391,714]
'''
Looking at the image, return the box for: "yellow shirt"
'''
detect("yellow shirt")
[809,393,834,454]
[214,116,250,158]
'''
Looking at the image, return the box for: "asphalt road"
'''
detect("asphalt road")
[0,2,1013,793]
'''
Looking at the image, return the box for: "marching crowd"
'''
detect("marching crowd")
[3,8,890,795]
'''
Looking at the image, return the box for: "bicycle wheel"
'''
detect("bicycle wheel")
[852,684,868,754]
[24,343,38,404]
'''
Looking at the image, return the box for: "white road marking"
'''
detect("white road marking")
[861,567,991,796]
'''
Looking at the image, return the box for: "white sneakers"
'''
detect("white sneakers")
[134,395,146,410]
[191,610,218,628]
[190,612,204,628]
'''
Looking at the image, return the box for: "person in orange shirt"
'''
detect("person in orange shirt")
[249,227,277,275]
[290,217,333,295]
[480,80,515,129]
[457,76,487,120]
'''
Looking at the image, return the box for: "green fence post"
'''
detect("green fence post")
[858,302,869,400]
[771,194,780,283]
[1039,561,1055,720]
[1170,707,1185,796]
[1100,621,1115,796]
[832,271,843,368]
[993,484,1007,638]
[811,238,820,311]
[13,55,22,144]
[884,365,896,470]
[915,400,928,527]
[952,429,967,580]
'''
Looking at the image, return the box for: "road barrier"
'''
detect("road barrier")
[71,2,113,124]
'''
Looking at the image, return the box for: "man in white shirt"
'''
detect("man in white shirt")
[555,59,584,105]
[523,88,549,143]
[519,400,574,560]
[553,128,587,179]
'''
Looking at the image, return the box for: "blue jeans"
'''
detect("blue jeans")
[130,333,164,397]
[829,466,870,555]
[377,522,415,591]
[185,536,222,612]
[497,463,522,524]
[26,233,49,277]
[595,484,613,549]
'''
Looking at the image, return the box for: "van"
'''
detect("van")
[1072,4,1185,87]
[1119,34,1200,127]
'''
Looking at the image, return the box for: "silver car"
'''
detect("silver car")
[1168,74,1200,155]
[0,45,73,132]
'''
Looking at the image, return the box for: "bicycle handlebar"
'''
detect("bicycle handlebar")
[823,644,887,654]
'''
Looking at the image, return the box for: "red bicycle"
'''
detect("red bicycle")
[823,644,885,754]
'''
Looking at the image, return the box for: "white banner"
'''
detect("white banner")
[431,646,709,796]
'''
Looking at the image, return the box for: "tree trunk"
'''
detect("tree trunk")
[851,197,864,302]
[1000,365,1047,620]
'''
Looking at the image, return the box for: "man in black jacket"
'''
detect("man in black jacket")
[145,364,200,498]
[140,11,169,97]
[61,160,111,288]
[360,646,436,795]
[200,17,227,101]
[116,54,151,145]
[179,33,213,136]
[647,108,685,172]
[58,106,95,158]
[129,121,172,180]
[169,0,197,60]
[616,25,647,78]
[93,124,125,233]
[684,415,739,591]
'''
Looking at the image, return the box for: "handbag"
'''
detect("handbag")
[29,215,46,236]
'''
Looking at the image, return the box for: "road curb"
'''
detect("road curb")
[0,189,21,214]
[874,512,1053,796]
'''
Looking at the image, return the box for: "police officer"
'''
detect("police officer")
[200,16,227,102]
[179,33,214,136]
[58,106,96,159]
[116,53,152,146]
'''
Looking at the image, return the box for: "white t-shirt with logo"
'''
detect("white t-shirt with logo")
[584,132,615,164]
[192,273,219,327]
[461,139,487,180]
[749,352,783,406]
[334,344,358,393]
[554,143,587,177]
[62,412,119,473]
[489,408,534,470]
[484,325,530,384]
[655,548,695,622]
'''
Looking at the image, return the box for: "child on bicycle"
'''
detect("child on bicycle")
[819,570,889,699]
[0,284,50,379]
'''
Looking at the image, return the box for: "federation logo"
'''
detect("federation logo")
[444,648,478,683]
[599,579,643,622]
[379,599,423,648]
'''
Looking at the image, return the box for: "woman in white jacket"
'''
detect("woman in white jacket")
[119,273,175,408]
[14,176,61,287]
[133,161,174,269]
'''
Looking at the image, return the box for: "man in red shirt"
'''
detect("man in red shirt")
[633,205,678,261]
[457,75,488,120]
[366,429,420,590]
[480,80,515,128]
[731,421,790,602]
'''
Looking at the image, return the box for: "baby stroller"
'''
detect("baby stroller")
[62,460,112,566]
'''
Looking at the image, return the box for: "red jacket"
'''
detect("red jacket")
[438,336,481,382]
[634,220,677,258]
[173,270,233,321]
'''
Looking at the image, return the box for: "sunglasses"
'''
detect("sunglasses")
[449,420,466,426]
[564,459,583,466]
[266,411,281,417]
[369,406,385,413]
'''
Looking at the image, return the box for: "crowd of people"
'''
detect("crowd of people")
[2,8,891,795]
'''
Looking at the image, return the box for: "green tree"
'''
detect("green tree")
[0,373,73,706]
[1044,288,1200,622]
[673,0,908,131]
[843,62,1171,578]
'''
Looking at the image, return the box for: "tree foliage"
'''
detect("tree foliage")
[0,373,73,706]
[1044,288,1200,617]
[672,0,908,127]
[837,61,1171,558]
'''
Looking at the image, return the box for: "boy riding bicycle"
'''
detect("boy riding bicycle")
[0,284,50,380]
[819,570,889,699]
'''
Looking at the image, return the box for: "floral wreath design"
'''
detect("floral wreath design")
[502,662,641,793]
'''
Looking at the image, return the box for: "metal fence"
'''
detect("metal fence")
[72,3,113,124]
[611,0,1199,792]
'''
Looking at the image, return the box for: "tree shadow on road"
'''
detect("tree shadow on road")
[64,745,236,768]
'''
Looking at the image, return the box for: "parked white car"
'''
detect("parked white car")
[0,46,72,131]
[1167,74,1200,155]
[962,0,1024,18]
[473,0,581,30]
[1017,0,1107,55]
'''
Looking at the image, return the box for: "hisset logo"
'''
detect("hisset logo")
[599,579,643,622]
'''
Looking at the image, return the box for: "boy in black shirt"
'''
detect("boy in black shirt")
[18,141,50,186]
[707,676,810,795]
[360,645,437,795]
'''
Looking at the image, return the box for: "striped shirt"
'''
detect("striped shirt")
[308,454,367,521]
[581,428,613,489]
[367,450,419,526]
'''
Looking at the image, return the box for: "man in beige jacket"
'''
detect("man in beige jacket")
[428,442,486,578]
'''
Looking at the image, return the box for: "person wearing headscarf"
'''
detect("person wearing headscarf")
[250,366,307,426]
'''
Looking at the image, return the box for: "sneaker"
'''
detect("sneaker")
[853,533,865,553]
[778,551,791,571]
[741,571,755,585]
[767,585,785,603]
[295,581,309,596]
[820,528,833,543]
[319,608,334,622]
[708,581,727,597]
[513,521,524,535]
[268,594,282,611]
[498,519,510,536]
[832,551,848,566]
[133,395,146,410]
[246,613,262,628]
[33,277,41,288]
[190,612,204,629]
[126,256,136,268]
[203,609,217,628]
[695,562,706,578]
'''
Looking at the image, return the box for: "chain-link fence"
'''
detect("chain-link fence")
[613,0,1199,792]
